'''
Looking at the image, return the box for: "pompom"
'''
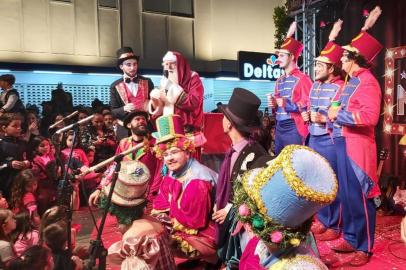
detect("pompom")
[270,231,283,243]
[290,238,301,247]
[252,214,265,230]
[238,204,251,217]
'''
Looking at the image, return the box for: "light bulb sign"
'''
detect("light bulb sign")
[238,51,284,81]
[383,46,406,135]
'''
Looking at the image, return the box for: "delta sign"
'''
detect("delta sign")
[238,51,284,81]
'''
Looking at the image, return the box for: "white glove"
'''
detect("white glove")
[123,103,135,112]
[150,88,161,100]
[166,83,184,104]
[148,88,164,116]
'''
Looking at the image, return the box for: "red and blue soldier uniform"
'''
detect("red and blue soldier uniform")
[332,31,382,254]
[274,68,312,154]
[273,37,312,155]
[308,41,344,234]
[309,78,343,231]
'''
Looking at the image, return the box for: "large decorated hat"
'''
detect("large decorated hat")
[103,160,150,207]
[152,115,195,158]
[218,88,261,133]
[315,41,344,66]
[275,37,304,60]
[234,145,337,249]
[153,114,186,144]
[342,31,382,63]
[116,47,139,66]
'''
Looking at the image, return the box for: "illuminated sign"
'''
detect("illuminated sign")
[383,46,406,135]
[238,51,284,81]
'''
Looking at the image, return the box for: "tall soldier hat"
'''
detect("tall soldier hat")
[342,6,383,63]
[275,22,303,60]
[315,20,345,66]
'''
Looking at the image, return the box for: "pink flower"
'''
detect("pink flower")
[238,204,251,217]
[270,231,283,243]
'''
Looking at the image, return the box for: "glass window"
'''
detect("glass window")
[143,0,170,14]
[99,0,118,9]
[143,0,193,17]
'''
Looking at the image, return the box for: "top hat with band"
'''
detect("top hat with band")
[116,47,140,66]
[218,88,261,133]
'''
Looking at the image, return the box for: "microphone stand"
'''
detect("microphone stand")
[57,124,79,257]
[85,154,124,270]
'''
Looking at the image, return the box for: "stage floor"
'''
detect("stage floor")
[73,209,406,269]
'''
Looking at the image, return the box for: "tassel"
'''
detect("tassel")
[361,6,382,31]
[328,19,343,41]
[286,21,297,38]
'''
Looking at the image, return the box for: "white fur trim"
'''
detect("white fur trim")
[162,51,176,62]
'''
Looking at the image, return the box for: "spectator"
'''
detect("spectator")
[10,169,41,226]
[0,113,30,200]
[29,136,59,215]
[0,74,25,115]
[43,223,83,270]
[22,111,40,142]
[8,245,54,270]
[11,211,39,256]
[103,111,114,130]
[0,209,17,267]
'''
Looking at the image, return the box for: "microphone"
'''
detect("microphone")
[49,111,79,129]
[55,115,95,134]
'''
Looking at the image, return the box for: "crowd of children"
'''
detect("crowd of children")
[0,84,122,269]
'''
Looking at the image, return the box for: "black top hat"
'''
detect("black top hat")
[123,110,150,129]
[116,47,140,66]
[218,88,261,133]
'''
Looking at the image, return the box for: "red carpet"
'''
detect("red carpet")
[80,211,406,269]
[316,214,406,269]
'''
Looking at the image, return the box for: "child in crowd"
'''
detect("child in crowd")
[10,169,41,226]
[0,74,25,115]
[11,211,39,256]
[0,113,30,200]
[61,130,91,209]
[0,209,16,267]
[79,112,116,165]
[8,245,54,270]
[43,223,84,270]
[22,111,41,143]
[39,206,78,250]
[61,130,90,167]
[30,136,59,215]
[0,192,8,209]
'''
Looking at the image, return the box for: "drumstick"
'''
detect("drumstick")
[83,142,144,174]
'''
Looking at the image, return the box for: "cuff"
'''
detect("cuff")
[225,203,233,214]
